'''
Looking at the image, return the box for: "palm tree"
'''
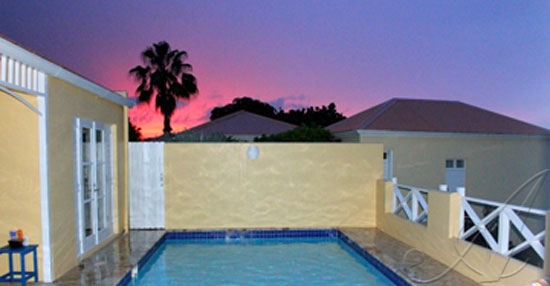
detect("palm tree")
[130,41,198,136]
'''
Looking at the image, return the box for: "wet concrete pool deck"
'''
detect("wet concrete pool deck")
[30,228,477,285]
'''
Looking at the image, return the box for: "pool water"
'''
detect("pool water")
[131,237,397,285]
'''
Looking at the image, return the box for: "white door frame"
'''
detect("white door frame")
[383,149,393,181]
[74,118,114,256]
[445,158,466,193]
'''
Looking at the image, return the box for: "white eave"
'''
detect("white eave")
[354,129,550,140]
[0,36,133,107]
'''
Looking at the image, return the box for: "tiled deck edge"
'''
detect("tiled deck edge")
[116,234,167,286]
[337,230,412,286]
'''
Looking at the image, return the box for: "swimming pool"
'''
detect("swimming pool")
[118,229,410,285]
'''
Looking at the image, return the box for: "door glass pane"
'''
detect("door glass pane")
[96,130,103,162]
[456,159,465,168]
[96,163,103,195]
[84,202,92,237]
[97,197,105,231]
[82,128,91,162]
[83,165,92,200]
[445,159,454,168]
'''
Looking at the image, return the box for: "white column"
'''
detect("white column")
[545,211,549,278]
[38,90,53,282]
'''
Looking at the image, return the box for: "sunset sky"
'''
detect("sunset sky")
[1,1,548,138]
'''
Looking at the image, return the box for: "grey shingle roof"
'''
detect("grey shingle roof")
[182,110,297,136]
[327,98,549,136]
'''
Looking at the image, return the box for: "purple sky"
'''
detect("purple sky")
[1,1,548,138]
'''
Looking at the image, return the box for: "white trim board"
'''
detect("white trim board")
[354,129,550,140]
[0,37,133,107]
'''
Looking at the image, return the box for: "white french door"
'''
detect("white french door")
[74,118,114,256]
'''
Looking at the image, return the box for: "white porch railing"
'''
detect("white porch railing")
[460,195,546,260]
[392,178,429,224]
[390,177,546,264]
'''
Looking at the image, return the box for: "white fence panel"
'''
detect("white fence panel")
[460,196,546,260]
[129,142,165,229]
[392,178,429,224]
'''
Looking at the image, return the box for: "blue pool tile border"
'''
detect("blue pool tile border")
[165,228,338,240]
[117,235,167,286]
[337,231,410,286]
[117,229,410,286]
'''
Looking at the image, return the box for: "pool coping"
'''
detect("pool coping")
[116,228,412,286]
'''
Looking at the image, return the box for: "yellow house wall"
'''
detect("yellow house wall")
[361,135,550,209]
[376,180,544,285]
[0,91,41,277]
[47,77,127,280]
[165,143,382,229]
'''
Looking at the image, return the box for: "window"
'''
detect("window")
[446,159,465,169]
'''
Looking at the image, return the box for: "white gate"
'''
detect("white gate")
[129,142,165,229]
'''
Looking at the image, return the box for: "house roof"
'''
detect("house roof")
[327,98,550,136]
[0,34,133,107]
[182,110,297,136]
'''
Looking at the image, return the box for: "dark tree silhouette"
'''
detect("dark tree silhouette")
[254,125,340,142]
[210,97,345,127]
[128,120,142,142]
[130,41,198,135]
[277,102,345,127]
[210,97,277,120]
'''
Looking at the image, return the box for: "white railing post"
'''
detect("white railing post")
[498,211,510,255]
[411,189,418,221]
[392,177,398,212]
[457,187,465,237]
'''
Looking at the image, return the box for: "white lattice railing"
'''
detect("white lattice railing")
[460,196,546,260]
[392,178,429,224]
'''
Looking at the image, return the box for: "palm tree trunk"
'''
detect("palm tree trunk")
[163,115,172,136]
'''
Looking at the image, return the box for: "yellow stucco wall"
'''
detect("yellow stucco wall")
[165,143,382,229]
[360,135,550,209]
[376,180,544,285]
[0,91,41,277]
[47,77,127,279]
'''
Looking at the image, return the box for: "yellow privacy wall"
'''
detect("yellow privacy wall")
[165,143,382,229]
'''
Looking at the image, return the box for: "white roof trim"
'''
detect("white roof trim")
[0,37,133,107]
[353,129,550,140]
[0,85,41,115]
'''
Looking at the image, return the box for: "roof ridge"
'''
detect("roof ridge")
[182,110,296,134]
[242,110,297,127]
[357,98,398,129]
[457,101,550,132]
